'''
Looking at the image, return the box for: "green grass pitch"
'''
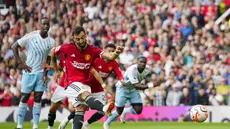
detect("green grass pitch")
[0,122,230,129]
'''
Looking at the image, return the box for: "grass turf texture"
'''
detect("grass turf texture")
[0,122,230,129]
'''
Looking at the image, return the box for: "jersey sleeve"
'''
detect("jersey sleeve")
[17,32,32,48]
[113,62,124,81]
[126,66,139,84]
[54,45,66,56]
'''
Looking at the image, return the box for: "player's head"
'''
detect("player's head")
[72,26,87,50]
[137,55,147,72]
[40,17,50,34]
[104,44,116,53]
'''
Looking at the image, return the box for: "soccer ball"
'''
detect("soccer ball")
[190,105,208,123]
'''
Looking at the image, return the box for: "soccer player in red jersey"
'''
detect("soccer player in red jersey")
[48,54,106,129]
[49,26,123,129]
[58,44,124,129]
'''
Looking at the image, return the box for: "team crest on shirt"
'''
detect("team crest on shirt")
[108,66,113,71]
[85,54,91,61]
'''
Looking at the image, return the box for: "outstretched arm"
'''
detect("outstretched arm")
[90,68,106,88]
[101,46,124,61]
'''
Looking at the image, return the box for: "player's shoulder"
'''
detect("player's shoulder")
[25,30,39,37]
[55,43,74,52]
[110,60,119,66]
[129,64,138,69]
[126,64,137,71]
[87,45,101,51]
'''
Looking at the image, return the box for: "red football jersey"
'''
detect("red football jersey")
[83,58,123,93]
[54,43,102,87]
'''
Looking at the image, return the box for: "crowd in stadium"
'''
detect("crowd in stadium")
[0,0,229,107]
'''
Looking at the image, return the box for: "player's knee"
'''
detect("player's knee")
[133,105,143,115]
[76,104,88,112]
[20,93,30,103]
[116,107,124,115]
[49,102,60,112]
[135,108,142,114]
[34,92,43,103]
[80,91,91,100]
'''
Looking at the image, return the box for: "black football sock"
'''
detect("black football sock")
[48,112,56,127]
[85,96,104,111]
[87,111,104,124]
[68,111,75,120]
[73,111,84,129]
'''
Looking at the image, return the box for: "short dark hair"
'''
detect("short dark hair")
[41,17,49,21]
[137,55,147,61]
[72,26,85,35]
[104,44,116,49]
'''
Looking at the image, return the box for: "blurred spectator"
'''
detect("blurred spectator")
[216,77,230,104]
[0,85,12,106]
[180,87,193,106]
[119,47,135,66]
[196,88,209,105]
[151,84,166,106]
[209,88,224,106]
[166,84,182,106]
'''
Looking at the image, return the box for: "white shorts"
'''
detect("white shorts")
[65,82,91,107]
[51,85,66,103]
[91,92,106,105]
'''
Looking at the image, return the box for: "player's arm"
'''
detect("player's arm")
[50,48,59,72]
[113,62,125,85]
[134,73,152,90]
[134,73,160,90]
[51,46,64,72]
[11,34,32,72]
[90,68,107,89]
[101,46,124,61]
[43,44,55,85]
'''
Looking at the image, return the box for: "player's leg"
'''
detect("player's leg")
[47,102,61,129]
[83,92,106,129]
[104,87,127,129]
[32,91,43,129]
[120,90,143,123]
[16,73,35,129]
[72,104,88,129]
[58,102,75,129]
[67,82,114,114]
[48,86,67,129]
[32,72,47,129]
[16,93,31,129]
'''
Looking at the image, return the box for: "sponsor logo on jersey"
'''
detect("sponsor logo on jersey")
[71,61,90,69]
